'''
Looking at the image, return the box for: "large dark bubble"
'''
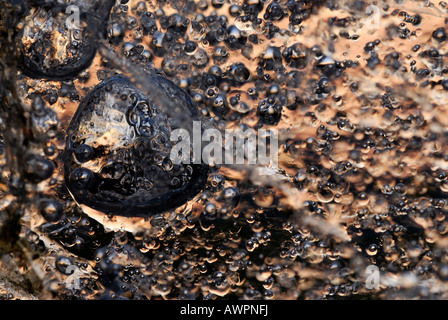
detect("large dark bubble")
[17,0,115,80]
[64,75,208,217]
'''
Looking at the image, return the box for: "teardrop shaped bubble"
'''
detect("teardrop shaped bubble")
[64,75,208,217]
[17,0,115,80]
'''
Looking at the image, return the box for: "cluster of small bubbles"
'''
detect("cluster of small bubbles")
[39,204,114,260]
[257,98,283,125]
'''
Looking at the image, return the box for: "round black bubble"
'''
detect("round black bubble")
[64,76,208,217]
[55,256,75,275]
[39,198,64,222]
[432,27,447,43]
[74,144,94,163]
[265,1,285,21]
[230,63,250,83]
[69,167,95,191]
[24,155,55,182]
[17,1,114,80]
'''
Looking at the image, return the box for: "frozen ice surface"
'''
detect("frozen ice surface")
[1,0,448,300]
